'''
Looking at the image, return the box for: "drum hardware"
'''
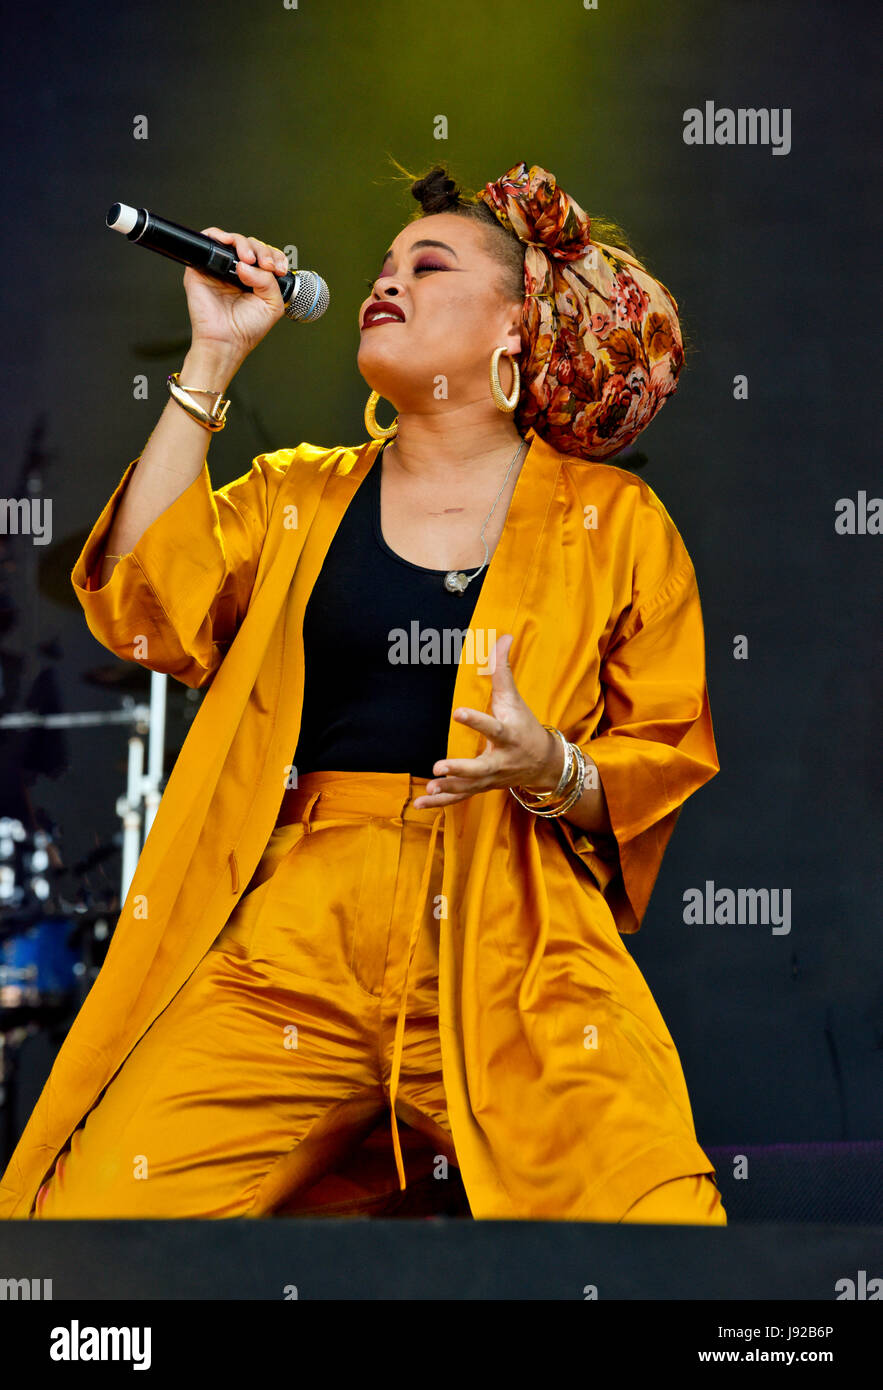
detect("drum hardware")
[1,672,168,901]
[0,678,171,1161]
[0,804,121,1166]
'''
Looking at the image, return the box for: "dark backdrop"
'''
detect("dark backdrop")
[1,0,880,1156]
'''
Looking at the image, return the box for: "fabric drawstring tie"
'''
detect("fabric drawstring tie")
[387,807,445,1191]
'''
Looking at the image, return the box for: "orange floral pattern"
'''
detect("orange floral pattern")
[479,161,684,462]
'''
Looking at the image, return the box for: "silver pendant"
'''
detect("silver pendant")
[444,570,469,594]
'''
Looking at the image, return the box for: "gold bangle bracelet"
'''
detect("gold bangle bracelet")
[167,372,230,432]
[510,738,586,818]
[168,370,229,404]
[512,744,587,818]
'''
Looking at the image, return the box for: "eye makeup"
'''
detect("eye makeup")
[365,259,448,289]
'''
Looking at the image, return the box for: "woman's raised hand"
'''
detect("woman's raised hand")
[183,228,290,361]
[410,634,565,809]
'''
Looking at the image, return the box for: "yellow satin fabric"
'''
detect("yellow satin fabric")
[33,772,452,1218]
[30,767,725,1225]
[621,1173,726,1225]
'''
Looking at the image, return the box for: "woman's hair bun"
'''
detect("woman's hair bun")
[411,167,463,214]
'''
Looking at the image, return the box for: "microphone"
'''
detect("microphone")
[106,203,330,322]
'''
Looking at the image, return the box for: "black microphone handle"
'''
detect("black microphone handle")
[107,204,297,303]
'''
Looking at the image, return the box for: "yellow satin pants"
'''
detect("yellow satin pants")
[31,770,725,1224]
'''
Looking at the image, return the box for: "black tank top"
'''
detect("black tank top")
[291,445,488,778]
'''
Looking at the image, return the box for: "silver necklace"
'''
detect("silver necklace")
[407,435,528,594]
[444,436,528,594]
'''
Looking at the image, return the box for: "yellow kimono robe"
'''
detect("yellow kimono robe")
[0,426,720,1221]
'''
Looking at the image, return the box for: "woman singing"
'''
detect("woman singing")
[0,161,725,1223]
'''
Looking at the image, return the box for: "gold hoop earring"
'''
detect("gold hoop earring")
[489,347,521,414]
[364,390,398,440]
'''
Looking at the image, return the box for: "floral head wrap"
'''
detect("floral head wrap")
[478,161,684,462]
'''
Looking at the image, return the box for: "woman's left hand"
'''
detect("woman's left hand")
[411,633,563,809]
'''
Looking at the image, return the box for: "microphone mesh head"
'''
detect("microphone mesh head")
[284,271,330,322]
